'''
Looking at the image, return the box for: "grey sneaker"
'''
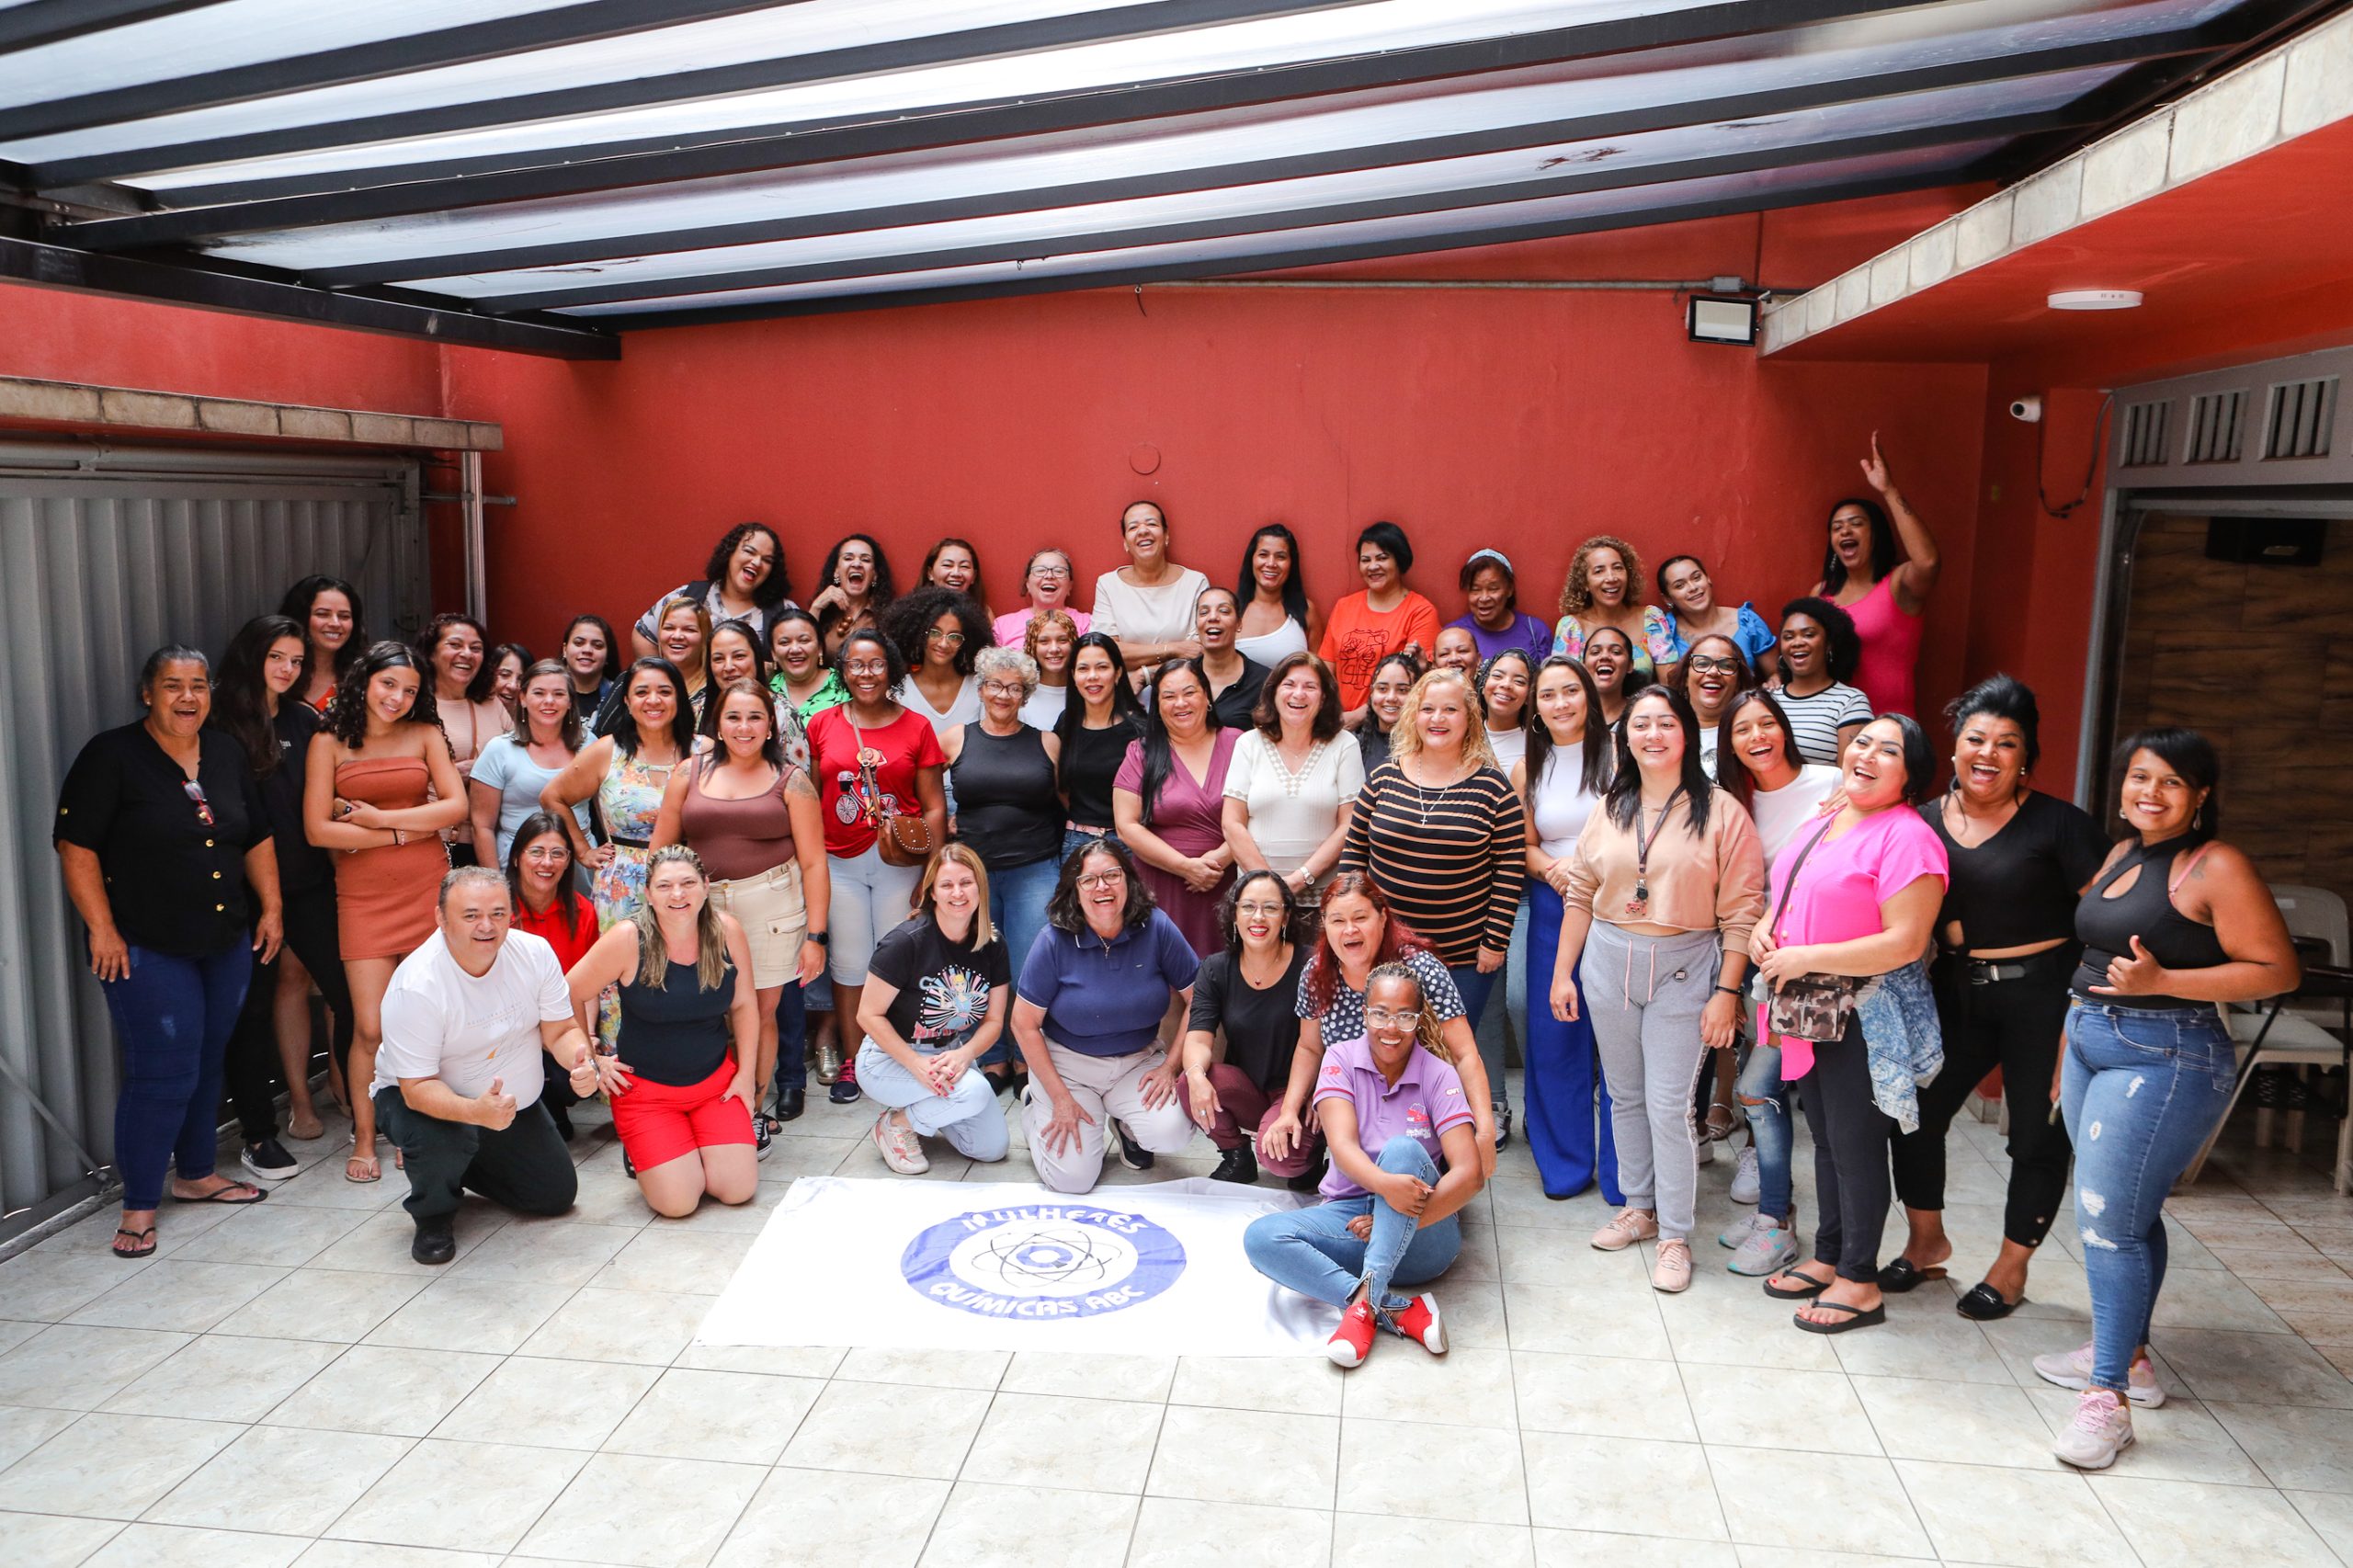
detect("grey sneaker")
[1730,1145,1760,1205]
[1718,1211,1761,1250]
[2031,1342,2166,1407]
[1728,1217,1802,1277]
[2052,1388,2134,1470]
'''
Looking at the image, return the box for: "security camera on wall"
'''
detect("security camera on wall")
[2008,395,2044,423]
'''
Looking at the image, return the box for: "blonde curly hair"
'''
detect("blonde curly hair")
[1385,666,1497,774]
[1556,535,1644,618]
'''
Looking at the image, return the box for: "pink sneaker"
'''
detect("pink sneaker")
[2052,1388,2134,1470]
[1591,1208,1660,1252]
[2031,1342,2165,1407]
[872,1108,928,1175]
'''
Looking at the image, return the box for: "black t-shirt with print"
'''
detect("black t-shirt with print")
[867,913,1010,1050]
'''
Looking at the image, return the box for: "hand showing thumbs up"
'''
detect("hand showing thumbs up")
[474,1077,518,1131]
[2091,935,2169,998]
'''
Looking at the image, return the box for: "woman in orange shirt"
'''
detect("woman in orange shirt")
[1319,521,1440,723]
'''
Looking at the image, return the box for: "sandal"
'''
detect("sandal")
[111,1225,156,1259]
[345,1151,381,1184]
[1794,1299,1886,1335]
[1875,1258,1948,1293]
[1763,1267,1833,1301]
[1701,1101,1739,1143]
[1955,1281,2026,1321]
[172,1181,266,1205]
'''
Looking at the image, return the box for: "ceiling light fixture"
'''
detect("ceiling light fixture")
[2047,289,2143,311]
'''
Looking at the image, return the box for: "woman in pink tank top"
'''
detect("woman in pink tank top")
[1814,434,1940,719]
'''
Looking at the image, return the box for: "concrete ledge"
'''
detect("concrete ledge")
[1763,6,2353,354]
[0,374,504,449]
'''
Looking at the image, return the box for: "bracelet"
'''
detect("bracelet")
[392,828,405,847]
[1715,983,1743,997]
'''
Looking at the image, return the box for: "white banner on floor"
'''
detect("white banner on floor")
[696,1176,1336,1357]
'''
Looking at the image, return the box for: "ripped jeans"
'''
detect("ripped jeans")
[1735,1040,1795,1225]
[2060,999,2237,1394]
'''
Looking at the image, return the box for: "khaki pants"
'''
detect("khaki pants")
[1020,1040,1197,1193]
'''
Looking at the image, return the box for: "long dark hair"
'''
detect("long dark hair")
[705,521,791,608]
[506,809,591,943]
[882,585,990,676]
[213,615,305,780]
[1821,496,1899,595]
[1139,657,1220,817]
[278,574,366,684]
[325,640,442,748]
[1302,872,1433,1017]
[1523,655,1609,817]
[1479,647,1536,732]
[1046,835,1157,935]
[603,656,697,758]
[699,619,771,743]
[1236,523,1309,628]
[1602,686,1715,837]
[1779,596,1861,684]
[1714,689,1806,812]
[815,532,896,643]
[2112,725,2222,843]
[415,611,496,705]
[1055,631,1144,750]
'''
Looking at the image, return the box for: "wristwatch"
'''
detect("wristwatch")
[808,929,831,947]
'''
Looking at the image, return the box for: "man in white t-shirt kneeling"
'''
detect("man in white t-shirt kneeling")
[374,866,599,1264]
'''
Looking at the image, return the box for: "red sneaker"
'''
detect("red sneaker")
[1391,1292,1447,1355]
[1325,1300,1378,1368]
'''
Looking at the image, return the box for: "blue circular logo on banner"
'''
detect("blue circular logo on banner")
[901,1204,1187,1320]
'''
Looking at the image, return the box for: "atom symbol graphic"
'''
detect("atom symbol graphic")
[975,1225,1123,1286]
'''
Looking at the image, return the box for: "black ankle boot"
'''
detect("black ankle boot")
[1211,1143,1258,1184]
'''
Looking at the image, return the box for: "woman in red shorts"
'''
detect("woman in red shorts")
[567,844,761,1216]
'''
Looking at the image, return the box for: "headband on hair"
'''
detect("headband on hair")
[1465,548,1513,573]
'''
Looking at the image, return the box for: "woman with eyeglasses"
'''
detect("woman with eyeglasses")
[886,585,989,739]
[57,645,283,1256]
[1091,500,1211,679]
[505,811,601,1139]
[1245,962,1483,1369]
[278,574,363,714]
[631,521,795,661]
[994,547,1092,648]
[1233,522,1321,667]
[1182,870,1313,1185]
[305,641,469,1184]
[1678,634,1751,779]
[943,644,1063,1088]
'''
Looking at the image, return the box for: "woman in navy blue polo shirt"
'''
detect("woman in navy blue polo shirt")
[1010,838,1201,1193]
[54,645,284,1257]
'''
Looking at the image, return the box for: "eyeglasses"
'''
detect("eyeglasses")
[182,778,214,826]
[1365,1006,1423,1028]
[1076,870,1126,889]
[1030,565,1069,579]
[1686,655,1742,676]
[1235,901,1286,918]
[845,661,890,676]
[980,681,1025,699]
[926,629,966,644]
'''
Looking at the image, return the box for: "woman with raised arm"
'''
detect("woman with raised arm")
[1814,433,1940,719]
[631,520,794,660]
[305,641,468,1184]
[1233,522,1321,666]
[1091,500,1211,679]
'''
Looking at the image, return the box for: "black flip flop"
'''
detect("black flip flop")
[1763,1269,1832,1301]
[1794,1300,1886,1335]
[172,1183,267,1205]
[1875,1258,1947,1293]
[1955,1281,2026,1321]
[111,1225,156,1259]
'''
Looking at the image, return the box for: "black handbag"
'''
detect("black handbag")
[1763,818,1859,1044]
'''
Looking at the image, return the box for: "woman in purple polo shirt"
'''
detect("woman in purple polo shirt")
[1243,964,1486,1369]
[1011,838,1202,1193]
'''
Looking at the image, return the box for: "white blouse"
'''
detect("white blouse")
[1234,616,1309,666]
[1530,744,1602,862]
[894,673,981,737]
[1089,566,1211,650]
[1019,683,1069,733]
[1222,729,1366,888]
[1486,726,1527,775]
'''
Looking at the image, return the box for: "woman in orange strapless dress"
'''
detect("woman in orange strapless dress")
[306,642,467,1183]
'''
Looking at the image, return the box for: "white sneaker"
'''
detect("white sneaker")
[1696,1137,1715,1166]
[873,1108,929,1175]
[2052,1388,2135,1470]
[2031,1342,2166,1407]
[1730,1145,1760,1205]
[1718,1211,1761,1250]
[1728,1218,1802,1277]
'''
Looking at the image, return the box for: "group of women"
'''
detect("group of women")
[54,436,2306,1462]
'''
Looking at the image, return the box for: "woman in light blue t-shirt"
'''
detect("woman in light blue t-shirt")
[470,660,592,867]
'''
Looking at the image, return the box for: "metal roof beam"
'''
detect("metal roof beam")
[276,31,2215,290]
[0,1,799,143]
[473,112,2063,313]
[0,234,620,358]
[0,1,224,55]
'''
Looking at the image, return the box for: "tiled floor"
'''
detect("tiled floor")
[6,1075,2353,1567]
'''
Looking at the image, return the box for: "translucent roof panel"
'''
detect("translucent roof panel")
[189,0,2211,279]
[65,0,1717,186]
[397,68,2120,309]
[555,142,2008,317]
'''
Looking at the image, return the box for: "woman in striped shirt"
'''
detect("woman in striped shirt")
[1339,665,1523,1147]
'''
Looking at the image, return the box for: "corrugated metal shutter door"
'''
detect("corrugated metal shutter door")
[0,444,426,1235]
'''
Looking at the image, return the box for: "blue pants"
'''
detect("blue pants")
[1737,1039,1794,1222]
[2061,999,2237,1393]
[1472,897,1530,1115]
[774,979,808,1096]
[854,1040,1011,1160]
[1522,882,1621,1202]
[101,941,255,1210]
[1244,1137,1460,1321]
[980,855,1059,1068]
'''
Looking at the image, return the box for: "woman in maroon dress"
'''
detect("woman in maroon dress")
[1113,658,1238,957]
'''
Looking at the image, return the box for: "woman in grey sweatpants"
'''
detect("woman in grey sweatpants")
[1551,687,1766,1293]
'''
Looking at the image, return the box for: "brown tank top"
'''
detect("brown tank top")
[677,757,794,881]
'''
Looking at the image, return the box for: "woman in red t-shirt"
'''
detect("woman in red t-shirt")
[804,628,948,1106]
[504,808,600,1139]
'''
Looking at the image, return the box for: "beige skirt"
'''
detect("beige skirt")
[707,860,807,988]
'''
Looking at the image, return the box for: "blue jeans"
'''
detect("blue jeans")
[2061,999,2237,1393]
[981,855,1059,1068]
[1449,962,1497,1054]
[1737,1040,1793,1223]
[1524,882,1620,1202]
[854,1040,1011,1160]
[1472,897,1529,1115]
[1061,826,1120,866]
[1244,1137,1460,1321]
[101,941,255,1210]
